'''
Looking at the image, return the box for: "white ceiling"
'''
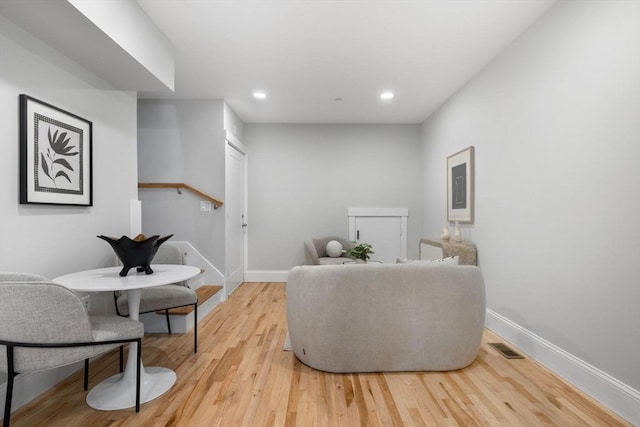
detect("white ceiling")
[136,0,557,124]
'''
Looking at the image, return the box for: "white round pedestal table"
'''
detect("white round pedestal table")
[54,264,200,411]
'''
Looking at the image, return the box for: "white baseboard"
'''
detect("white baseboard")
[486,309,640,426]
[244,270,289,283]
[0,360,88,418]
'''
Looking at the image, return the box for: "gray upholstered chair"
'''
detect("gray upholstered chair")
[0,272,144,427]
[114,244,199,352]
[304,237,356,265]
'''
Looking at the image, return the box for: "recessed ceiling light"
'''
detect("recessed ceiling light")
[380,91,394,100]
[253,91,267,100]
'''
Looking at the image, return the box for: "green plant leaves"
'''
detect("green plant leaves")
[347,243,374,261]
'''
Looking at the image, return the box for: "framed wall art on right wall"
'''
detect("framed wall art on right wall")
[447,146,474,223]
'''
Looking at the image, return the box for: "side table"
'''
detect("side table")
[420,238,477,265]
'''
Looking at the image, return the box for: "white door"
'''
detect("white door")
[348,208,408,263]
[225,138,246,296]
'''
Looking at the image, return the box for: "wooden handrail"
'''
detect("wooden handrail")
[138,182,224,209]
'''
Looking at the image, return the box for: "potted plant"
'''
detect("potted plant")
[347,242,374,263]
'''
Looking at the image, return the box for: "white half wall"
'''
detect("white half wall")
[244,124,423,270]
[421,1,639,423]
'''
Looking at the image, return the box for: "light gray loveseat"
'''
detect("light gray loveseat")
[304,237,356,265]
[286,263,486,373]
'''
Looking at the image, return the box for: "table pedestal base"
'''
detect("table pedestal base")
[86,366,176,411]
[53,267,202,411]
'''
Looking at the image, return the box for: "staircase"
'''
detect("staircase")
[141,285,224,333]
[138,241,228,333]
[162,285,223,316]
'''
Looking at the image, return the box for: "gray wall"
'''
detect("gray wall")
[137,99,227,273]
[0,16,138,278]
[421,0,640,392]
[0,14,138,395]
[224,102,245,142]
[244,124,423,270]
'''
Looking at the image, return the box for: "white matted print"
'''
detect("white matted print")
[447,146,474,223]
[20,95,92,206]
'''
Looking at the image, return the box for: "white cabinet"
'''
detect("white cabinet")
[348,208,408,263]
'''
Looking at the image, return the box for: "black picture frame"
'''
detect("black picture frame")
[19,95,93,206]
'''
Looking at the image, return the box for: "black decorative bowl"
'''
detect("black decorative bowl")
[98,234,173,276]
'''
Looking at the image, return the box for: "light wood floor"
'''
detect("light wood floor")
[7,282,630,426]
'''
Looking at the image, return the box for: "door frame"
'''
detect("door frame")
[224,131,248,295]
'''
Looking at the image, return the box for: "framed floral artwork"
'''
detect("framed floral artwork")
[447,146,474,223]
[19,95,93,206]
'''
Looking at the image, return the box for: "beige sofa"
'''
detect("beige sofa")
[286,263,485,373]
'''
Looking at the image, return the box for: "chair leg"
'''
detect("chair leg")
[84,359,89,390]
[3,374,14,427]
[135,339,141,412]
[119,345,124,372]
[194,302,198,353]
[4,347,15,427]
[165,309,172,334]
